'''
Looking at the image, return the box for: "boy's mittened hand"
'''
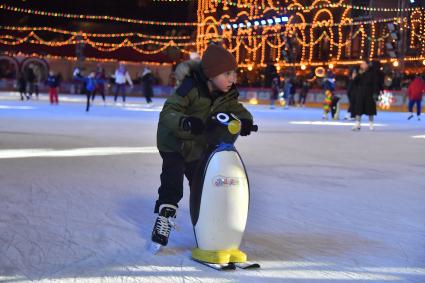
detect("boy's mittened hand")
[182,116,205,135]
[240,119,253,136]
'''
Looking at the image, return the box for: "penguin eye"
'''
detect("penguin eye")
[216,113,230,123]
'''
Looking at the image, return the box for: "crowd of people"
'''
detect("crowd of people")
[12,59,425,119]
[16,62,156,112]
[264,60,425,130]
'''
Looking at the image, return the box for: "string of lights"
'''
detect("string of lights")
[206,0,425,13]
[0,4,203,27]
[2,51,174,66]
[0,26,192,40]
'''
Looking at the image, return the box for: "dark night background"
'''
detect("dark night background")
[0,0,197,61]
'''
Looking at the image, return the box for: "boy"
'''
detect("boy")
[151,44,254,247]
[46,70,60,105]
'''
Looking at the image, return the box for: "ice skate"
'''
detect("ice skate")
[352,121,361,131]
[150,204,177,253]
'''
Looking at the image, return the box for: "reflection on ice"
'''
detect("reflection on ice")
[290,121,386,127]
[0,147,158,159]
[0,105,35,110]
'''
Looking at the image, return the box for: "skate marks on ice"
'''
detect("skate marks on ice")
[0,181,151,281]
[117,196,193,258]
[239,233,424,281]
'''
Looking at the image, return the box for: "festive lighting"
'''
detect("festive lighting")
[0,25,192,40]
[0,1,423,68]
[204,1,425,13]
[423,59,425,65]
[248,98,258,105]
[301,64,307,70]
[0,4,203,27]
[393,60,400,67]
[2,51,174,66]
[378,91,395,110]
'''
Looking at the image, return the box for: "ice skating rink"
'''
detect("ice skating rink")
[1,92,424,282]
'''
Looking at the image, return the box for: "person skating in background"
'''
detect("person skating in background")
[345,68,358,120]
[322,70,338,120]
[289,78,296,106]
[74,72,102,112]
[350,61,377,131]
[298,76,312,108]
[406,75,425,121]
[151,43,254,248]
[26,64,39,99]
[45,70,60,105]
[113,63,133,104]
[270,74,280,109]
[72,66,84,94]
[141,67,155,105]
[370,60,385,103]
[92,64,106,105]
[283,77,292,109]
[17,72,28,101]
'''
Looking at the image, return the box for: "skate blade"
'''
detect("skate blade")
[148,241,163,254]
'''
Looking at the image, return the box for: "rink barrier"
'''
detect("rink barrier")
[0,80,421,112]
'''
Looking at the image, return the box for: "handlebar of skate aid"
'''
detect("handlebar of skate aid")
[251,124,258,132]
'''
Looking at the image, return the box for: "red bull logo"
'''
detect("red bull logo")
[213,175,240,188]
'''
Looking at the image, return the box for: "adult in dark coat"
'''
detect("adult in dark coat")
[345,68,358,120]
[141,67,154,104]
[351,61,377,130]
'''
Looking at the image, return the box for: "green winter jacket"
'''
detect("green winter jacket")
[157,64,252,162]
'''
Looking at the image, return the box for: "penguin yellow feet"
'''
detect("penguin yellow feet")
[192,248,247,264]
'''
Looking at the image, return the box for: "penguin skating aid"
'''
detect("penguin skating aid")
[190,112,259,270]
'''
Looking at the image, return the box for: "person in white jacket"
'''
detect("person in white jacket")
[114,63,133,103]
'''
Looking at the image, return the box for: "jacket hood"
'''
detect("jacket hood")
[175,60,202,86]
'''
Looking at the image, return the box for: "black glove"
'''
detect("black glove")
[181,116,205,135]
[240,119,253,136]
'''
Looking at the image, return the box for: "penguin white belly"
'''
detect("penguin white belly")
[194,150,249,250]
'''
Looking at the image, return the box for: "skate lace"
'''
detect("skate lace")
[156,216,176,236]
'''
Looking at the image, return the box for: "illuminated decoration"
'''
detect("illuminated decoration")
[0,25,192,40]
[423,59,425,65]
[315,66,326,77]
[378,91,395,110]
[323,90,332,113]
[0,2,424,66]
[279,96,286,107]
[0,4,203,27]
[209,1,425,13]
[196,0,425,69]
[0,31,196,55]
[248,98,259,104]
[393,60,399,67]
[3,51,173,66]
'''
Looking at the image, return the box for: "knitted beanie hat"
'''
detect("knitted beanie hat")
[201,44,237,79]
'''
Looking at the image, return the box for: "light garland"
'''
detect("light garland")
[0,32,196,55]
[0,4,203,27]
[0,26,192,40]
[205,0,425,13]
[1,0,424,68]
[196,0,424,69]
[2,51,174,66]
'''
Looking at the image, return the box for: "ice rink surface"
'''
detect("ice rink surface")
[0,92,424,282]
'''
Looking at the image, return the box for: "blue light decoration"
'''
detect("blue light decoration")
[220,15,289,31]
